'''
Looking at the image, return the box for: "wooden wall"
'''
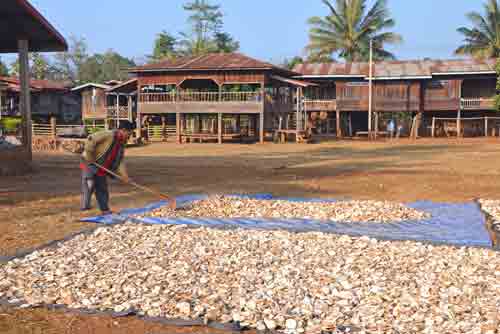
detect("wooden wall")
[336,81,369,111]
[373,81,420,112]
[423,79,461,111]
[138,71,266,87]
[82,87,107,120]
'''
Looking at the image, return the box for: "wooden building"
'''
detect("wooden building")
[0,77,79,123]
[129,53,311,144]
[73,80,137,130]
[0,0,67,175]
[293,58,498,138]
[72,83,112,126]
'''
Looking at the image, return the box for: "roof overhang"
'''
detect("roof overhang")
[71,83,111,92]
[431,71,496,76]
[0,0,67,53]
[270,75,318,87]
[294,75,366,79]
[106,78,138,94]
[369,76,433,81]
[128,67,276,73]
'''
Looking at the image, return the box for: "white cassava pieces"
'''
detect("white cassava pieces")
[1,224,499,334]
[144,195,429,223]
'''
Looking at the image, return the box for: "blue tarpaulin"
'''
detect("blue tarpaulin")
[81,194,493,248]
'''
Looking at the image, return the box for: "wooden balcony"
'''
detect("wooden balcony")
[461,98,495,110]
[139,91,264,115]
[374,99,420,112]
[424,98,461,111]
[304,99,337,111]
[106,106,130,119]
[139,91,262,104]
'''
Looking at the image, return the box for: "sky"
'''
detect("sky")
[3,0,486,64]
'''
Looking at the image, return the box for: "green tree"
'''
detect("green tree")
[51,35,90,84]
[79,50,135,83]
[282,56,305,70]
[455,0,500,58]
[9,53,52,79]
[152,31,178,61]
[307,0,402,62]
[213,32,240,53]
[182,0,223,55]
[0,57,9,76]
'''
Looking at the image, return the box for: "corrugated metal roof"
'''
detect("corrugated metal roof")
[0,76,70,91]
[294,58,497,78]
[131,53,296,75]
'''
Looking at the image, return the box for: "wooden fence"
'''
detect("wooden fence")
[430,116,500,138]
[139,91,262,104]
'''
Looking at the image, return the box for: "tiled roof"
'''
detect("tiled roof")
[0,76,71,91]
[131,53,294,74]
[294,58,497,78]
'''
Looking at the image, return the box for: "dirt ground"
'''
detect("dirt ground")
[2,138,500,333]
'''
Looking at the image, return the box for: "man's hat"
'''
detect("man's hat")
[118,120,134,131]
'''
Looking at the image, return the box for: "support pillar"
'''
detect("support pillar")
[336,109,341,138]
[218,113,222,144]
[18,39,32,158]
[176,112,181,144]
[485,117,489,137]
[431,117,436,138]
[259,112,264,144]
[50,116,57,138]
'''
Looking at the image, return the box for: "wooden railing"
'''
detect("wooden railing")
[461,98,495,110]
[139,91,262,104]
[147,124,176,142]
[304,99,337,111]
[106,106,129,119]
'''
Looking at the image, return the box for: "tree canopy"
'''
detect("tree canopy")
[307,0,402,62]
[150,0,240,61]
[455,0,500,58]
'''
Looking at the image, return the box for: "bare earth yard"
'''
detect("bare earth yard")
[1,138,500,333]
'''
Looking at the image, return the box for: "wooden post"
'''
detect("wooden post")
[128,95,133,122]
[374,112,379,139]
[18,39,32,158]
[50,117,57,138]
[176,112,181,144]
[485,117,489,137]
[260,112,264,144]
[457,80,462,138]
[348,112,353,137]
[431,117,436,138]
[336,109,341,138]
[218,113,222,144]
[161,116,166,141]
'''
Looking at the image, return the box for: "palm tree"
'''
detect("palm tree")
[307,0,402,62]
[455,0,500,58]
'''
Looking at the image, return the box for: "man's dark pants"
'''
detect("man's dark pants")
[81,168,110,212]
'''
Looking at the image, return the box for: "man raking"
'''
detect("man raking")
[80,121,133,215]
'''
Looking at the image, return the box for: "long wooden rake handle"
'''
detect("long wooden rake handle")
[91,162,177,209]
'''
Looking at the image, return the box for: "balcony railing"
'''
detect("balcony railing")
[305,99,337,111]
[139,91,262,104]
[461,98,495,110]
[106,106,129,119]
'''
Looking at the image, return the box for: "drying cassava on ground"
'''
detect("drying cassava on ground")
[1,224,499,334]
[144,195,429,223]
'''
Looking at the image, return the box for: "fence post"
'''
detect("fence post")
[431,117,435,138]
[50,117,57,138]
[485,117,489,137]
[161,116,166,142]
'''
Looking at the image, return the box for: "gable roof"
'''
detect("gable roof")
[0,76,70,92]
[71,83,111,92]
[0,0,67,53]
[130,53,297,75]
[294,58,497,79]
